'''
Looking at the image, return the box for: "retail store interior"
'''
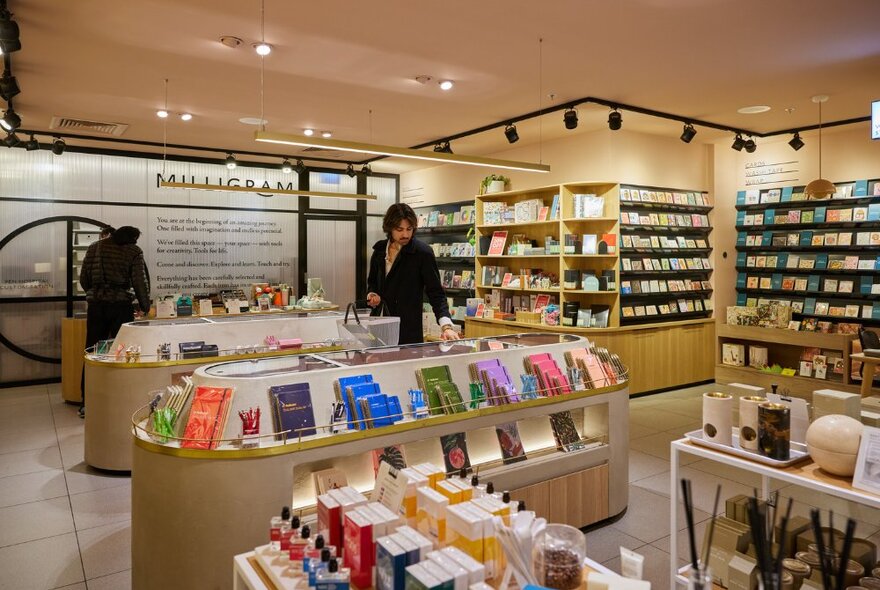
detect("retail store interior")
[1,1,880,590]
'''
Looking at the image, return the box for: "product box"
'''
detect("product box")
[394,526,434,562]
[813,389,861,420]
[426,552,469,590]
[722,343,746,366]
[444,504,483,565]
[399,468,430,526]
[470,497,510,527]
[411,463,444,489]
[404,563,442,590]
[317,493,343,550]
[748,345,769,369]
[415,487,448,548]
[434,480,463,505]
[388,532,421,566]
[440,547,486,585]
[726,383,766,399]
[420,559,456,590]
[446,479,473,502]
[376,536,408,590]
[343,509,375,590]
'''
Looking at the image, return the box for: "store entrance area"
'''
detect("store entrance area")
[3,383,880,589]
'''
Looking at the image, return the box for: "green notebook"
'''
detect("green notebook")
[416,365,453,416]
[435,381,466,414]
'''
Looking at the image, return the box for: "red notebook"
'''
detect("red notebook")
[181,386,234,449]
[487,231,508,255]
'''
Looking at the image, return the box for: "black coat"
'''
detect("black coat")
[367,238,451,344]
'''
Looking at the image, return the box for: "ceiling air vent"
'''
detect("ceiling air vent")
[49,117,130,137]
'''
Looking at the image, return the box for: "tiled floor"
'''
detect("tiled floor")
[1,382,879,590]
[0,384,130,590]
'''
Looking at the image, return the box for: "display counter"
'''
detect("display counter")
[83,311,366,471]
[131,334,631,590]
[465,317,714,394]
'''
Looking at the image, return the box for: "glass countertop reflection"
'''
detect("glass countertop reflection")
[202,354,338,378]
[128,317,211,326]
[201,333,583,376]
[125,310,341,327]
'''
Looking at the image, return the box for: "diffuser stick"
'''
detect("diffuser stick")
[680,479,699,569]
[702,484,722,565]
[836,519,857,590]
[810,509,832,590]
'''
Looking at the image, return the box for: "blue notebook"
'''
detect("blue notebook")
[336,374,374,428]
[269,383,316,440]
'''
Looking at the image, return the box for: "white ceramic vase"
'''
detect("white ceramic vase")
[738,396,767,452]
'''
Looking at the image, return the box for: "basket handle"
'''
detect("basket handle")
[344,302,362,325]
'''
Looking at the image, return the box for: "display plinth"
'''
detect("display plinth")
[131,334,631,590]
[61,317,87,403]
[464,316,714,395]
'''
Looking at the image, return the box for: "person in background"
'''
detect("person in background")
[99,226,114,240]
[367,203,461,344]
[78,226,151,417]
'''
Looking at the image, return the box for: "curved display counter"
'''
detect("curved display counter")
[84,311,357,471]
[130,333,631,590]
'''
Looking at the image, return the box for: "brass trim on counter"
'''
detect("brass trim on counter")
[86,345,343,369]
[465,316,714,334]
[132,380,629,460]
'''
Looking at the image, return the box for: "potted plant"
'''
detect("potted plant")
[481,174,510,195]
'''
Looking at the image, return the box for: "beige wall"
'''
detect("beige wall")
[711,123,880,326]
[400,127,712,206]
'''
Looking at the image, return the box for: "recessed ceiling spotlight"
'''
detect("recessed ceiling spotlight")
[439,80,454,91]
[219,36,243,48]
[179,113,192,121]
[156,110,169,119]
[239,117,268,126]
[254,42,272,56]
[737,105,771,114]
[303,128,314,136]
[322,131,332,138]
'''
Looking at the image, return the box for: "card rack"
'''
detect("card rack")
[734,178,880,329]
[619,185,714,324]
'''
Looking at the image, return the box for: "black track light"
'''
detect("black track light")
[225,153,237,169]
[3,130,19,147]
[361,164,373,177]
[346,163,356,178]
[24,133,37,151]
[608,109,622,131]
[744,137,757,153]
[281,158,293,174]
[504,123,519,144]
[563,108,578,130]
[293,159,306,174]
[0,105,20,131]
[433,141,452,153]
[680,123,697,144]
[0,69,19,101]
[51,137,65,155]
[731,133,745,151]
[0,5,21,55]
[788,132,804,151]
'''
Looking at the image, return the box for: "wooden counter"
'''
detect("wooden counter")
[465,317,715,394]
[61,318,87,403]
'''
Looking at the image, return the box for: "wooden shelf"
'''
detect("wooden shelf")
[476,284,560,293]
[477,220,559,230]
[620,201,713,214]
[737,220,880,231]
[621,248,712,254]
[735,193,880,212]
[418,224,474,234]
[620,225,711,233]
[717,323,856,349]
[736,266,878,275]
[738,287,875,302]
[561,217,618,223]
[564,290,618,295]
[621,310,712,324]
[476,254,560,259]
[621,289,713,299]
[621,269,713,276]
[738,244,880,253]
[563,254,619,259]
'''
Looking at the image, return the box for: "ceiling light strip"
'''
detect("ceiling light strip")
[159,181,376,200]
[254,131,551,173]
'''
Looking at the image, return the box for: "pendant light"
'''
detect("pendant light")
[804,95,835,200]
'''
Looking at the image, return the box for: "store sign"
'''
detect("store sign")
[157,173,294,197]
[872,100,880,140]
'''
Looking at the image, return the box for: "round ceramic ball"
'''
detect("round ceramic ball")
[805,414,864,476]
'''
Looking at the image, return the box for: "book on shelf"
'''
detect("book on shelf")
[371,445,407,475]
[494,422,527,464]
[439,432,471,474]
[487,231,508,255]
[269,383,317,440]
[548,411,586,452]
[181,386,235,450]
[415,366,456,416]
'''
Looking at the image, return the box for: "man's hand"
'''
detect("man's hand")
[440,325,460,341]
[366,292,381,308]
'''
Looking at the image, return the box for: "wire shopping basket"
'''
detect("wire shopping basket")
[338,301,401,347]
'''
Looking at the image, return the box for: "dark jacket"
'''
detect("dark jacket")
[367,237,450,344]
[79,227,151,313]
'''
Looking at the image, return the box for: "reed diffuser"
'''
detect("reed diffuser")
[680,478,721,590]
[745,491,794,590]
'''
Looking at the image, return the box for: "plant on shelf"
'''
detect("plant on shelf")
[480,174,510,195]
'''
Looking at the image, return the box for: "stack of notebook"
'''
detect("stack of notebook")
[523,353,572,397]
[564,346,626,388]
[181,386,235,449]
[334,375,403,430]
[269,383,317,441]
[414,365,466,415]
[468,359,519,405]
